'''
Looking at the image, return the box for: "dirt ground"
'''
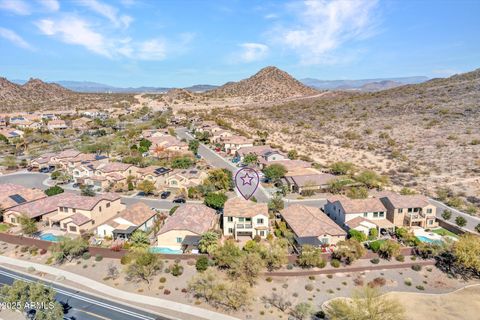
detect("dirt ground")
[389,285,480,320]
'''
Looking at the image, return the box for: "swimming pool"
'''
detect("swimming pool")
[149,247,183,254]
[40,233,60,242]
[416,235,442,244]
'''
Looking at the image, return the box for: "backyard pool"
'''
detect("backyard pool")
[40,233,60,242]
[416,235,443,244]
[149,247,183,254]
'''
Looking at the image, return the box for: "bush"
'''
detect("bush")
[404,278,412,286]
[305,284,314,291]
[95,254,103,262]
[266,277,273,282]
[330,259,341,268]
[171,263,184,277]
[367,277,386,288]
[159,277,166,283]
[441,209,452,220]
[348,229,367,242]
[286,263,294,270]
[369,240,384,252]
[163,289,171,295]
[195,256,209,272]
[455,216,467,227]
[40,248,47,255]
[416,285,425,290]
[395,255,405,262]
[370,258,380,264]
[27,266,35,273]
[120,255,131,265]
[411,264,422,271]
[82,252,91,260]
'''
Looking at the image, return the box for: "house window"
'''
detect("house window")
[107,203,111,208]
[257,218,264,224]
[176,237,183,243]
[238,217,245,222]
[428,219,433,225]
[373,212,379,218]
[398,208,403,213]
[363,212,368,217]
[59,207,63,212]
[227,217,233,222]
[10,217,16,223]
[72,208,76,213]
[228,228,233,234]
[321,238,329,244]
[427,208,432,214]
[69,226,77,232]
[245,218,251,222]
[379,212,384,218]
[259,231,265,237]
[408,208,413,213]
[99,206,102,212]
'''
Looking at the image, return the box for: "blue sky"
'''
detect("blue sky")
[0,0,479,87]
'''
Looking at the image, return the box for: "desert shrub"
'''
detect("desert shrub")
[287,263,293,270]
[39,248,47,255]
[348,229,367,242]
[353,277,364,286]
[196,256,209,272]
[95,254,103,262]
[404,278,412,286]
[411,264,422,271]
[369,240,384,252]
[120,255,131,265]
[171,263,184,277]
[395,255,405,262]
[82,252,91,260]
[266,277,273,282]
[163,289,171,295]
[416,285,425,290]
[370,258,380,264]
[159,277,167,283]
[330,259,341,268]
[305,284,314,291]
[368,277,386,288]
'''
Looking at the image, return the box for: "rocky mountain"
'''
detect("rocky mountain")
[0,77,136,112]
[301,76,428,91]
[360,80,404,91]
[206,66,318,101]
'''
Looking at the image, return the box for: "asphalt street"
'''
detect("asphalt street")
[0,267,164,320]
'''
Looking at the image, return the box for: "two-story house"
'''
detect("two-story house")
[223,197,269,239]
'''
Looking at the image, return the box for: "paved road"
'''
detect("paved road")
[176,127,271,203]
[0,267,163,320]
[431,199,480,232]
[0,171,49,190]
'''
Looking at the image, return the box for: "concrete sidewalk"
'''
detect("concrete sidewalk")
[0,256,240,320]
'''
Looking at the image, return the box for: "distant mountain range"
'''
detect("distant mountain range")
[300,76,429,91]
[11,79,218,93]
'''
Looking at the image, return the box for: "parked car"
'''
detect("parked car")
[26,166,33,171]
[160,191,171,199]
[172,197,186,203]
[39,166,55,173]
[72,183,80,188]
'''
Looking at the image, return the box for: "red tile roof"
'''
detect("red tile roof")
[158,204,216,235]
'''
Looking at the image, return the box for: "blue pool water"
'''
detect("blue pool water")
[416,236,442,244]
[149,247,183,254]
[40,233,60,242]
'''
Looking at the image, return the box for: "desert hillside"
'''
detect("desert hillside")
[0,77,137,112]
[190,68,480,213]
[205,66,319,102]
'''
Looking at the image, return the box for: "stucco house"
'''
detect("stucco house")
[280,204,347,247]
[283,168,337,194]
[324,195,395,235]
[47,119,68,131]
[0,184,46,214]
[46,193,124,234]
[96,202,158,240]
[156,204,217,250]
[136,166,172,189]
[223,197,269,239]
[220,135,254,154]
[164,168,207,193]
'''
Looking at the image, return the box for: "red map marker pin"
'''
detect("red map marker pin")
[234,167,259,200]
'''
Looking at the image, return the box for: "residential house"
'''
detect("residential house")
[47,120,68,131]
[137,166,172,189]
[0,128,24,140]
[0,184,46,213]
[47,193,124,234]
[223,197,269,239]
[49,149,81,168]
[148,135,189,157]
[280,204,347,246]
[283,168,336,194]
[378,192,438,228]
[96,202,158,240]
[220,135,254,154]
[30,152,56,169]
[324,195,395,235]
[16,121,42,130]
[156,204,217,250]
[210,129,233,144]
[66,153,109,174]
[164,168,207,193]
[95,162,139,179]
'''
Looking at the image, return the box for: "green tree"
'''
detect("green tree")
[195,256,209,272]
[441,209,452,220]
[19,214,37,236]
[455,216,467,227]
[346,187,369,199]
[330,161,355,175]
[400,187,416,195]
[50,170,62,180]
[452,234,480,274]
[378,240,401,260]
[243,153,258,165]
[0,133,8,144]
[328,178,350,194]
[171,156,193,169]
[44,185,64,196]
[0,280,64,320]
[368,228,378,240]
[213,239,243,269]
[126,250,163,284]
[188,139,200,155]
[475,223,480,234]
[230,252,265,286]
[268,194,284,212]
[348,229,367,242]
[324,286,406,320]
[50,237,89,263]
[204,192,228,210]
[263,239,288,271]
[137,179,156,195]
[263,164,287,182]
[355,170,389,189]
[198,231,219,254]
[297,245,326,268]
[287,149,298,160]
[291,302,315,320]
[130,230,150,249]
[2,155,17,169]
[204,168,233,191]
[81,185,96,197]
[138,138,152,153]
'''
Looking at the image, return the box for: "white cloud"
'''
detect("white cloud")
[239,43,269,62]
[78,0,133,28]
[264,13,278,19]
[276,0,379,65]
[37,0,59,12]
[137,39,167,60]
[0,0,31,15]
[36,16,111,57]
[0,27,33,49]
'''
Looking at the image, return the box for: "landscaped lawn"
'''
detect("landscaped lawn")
[431,227,458,238]
[0,223,10,233]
